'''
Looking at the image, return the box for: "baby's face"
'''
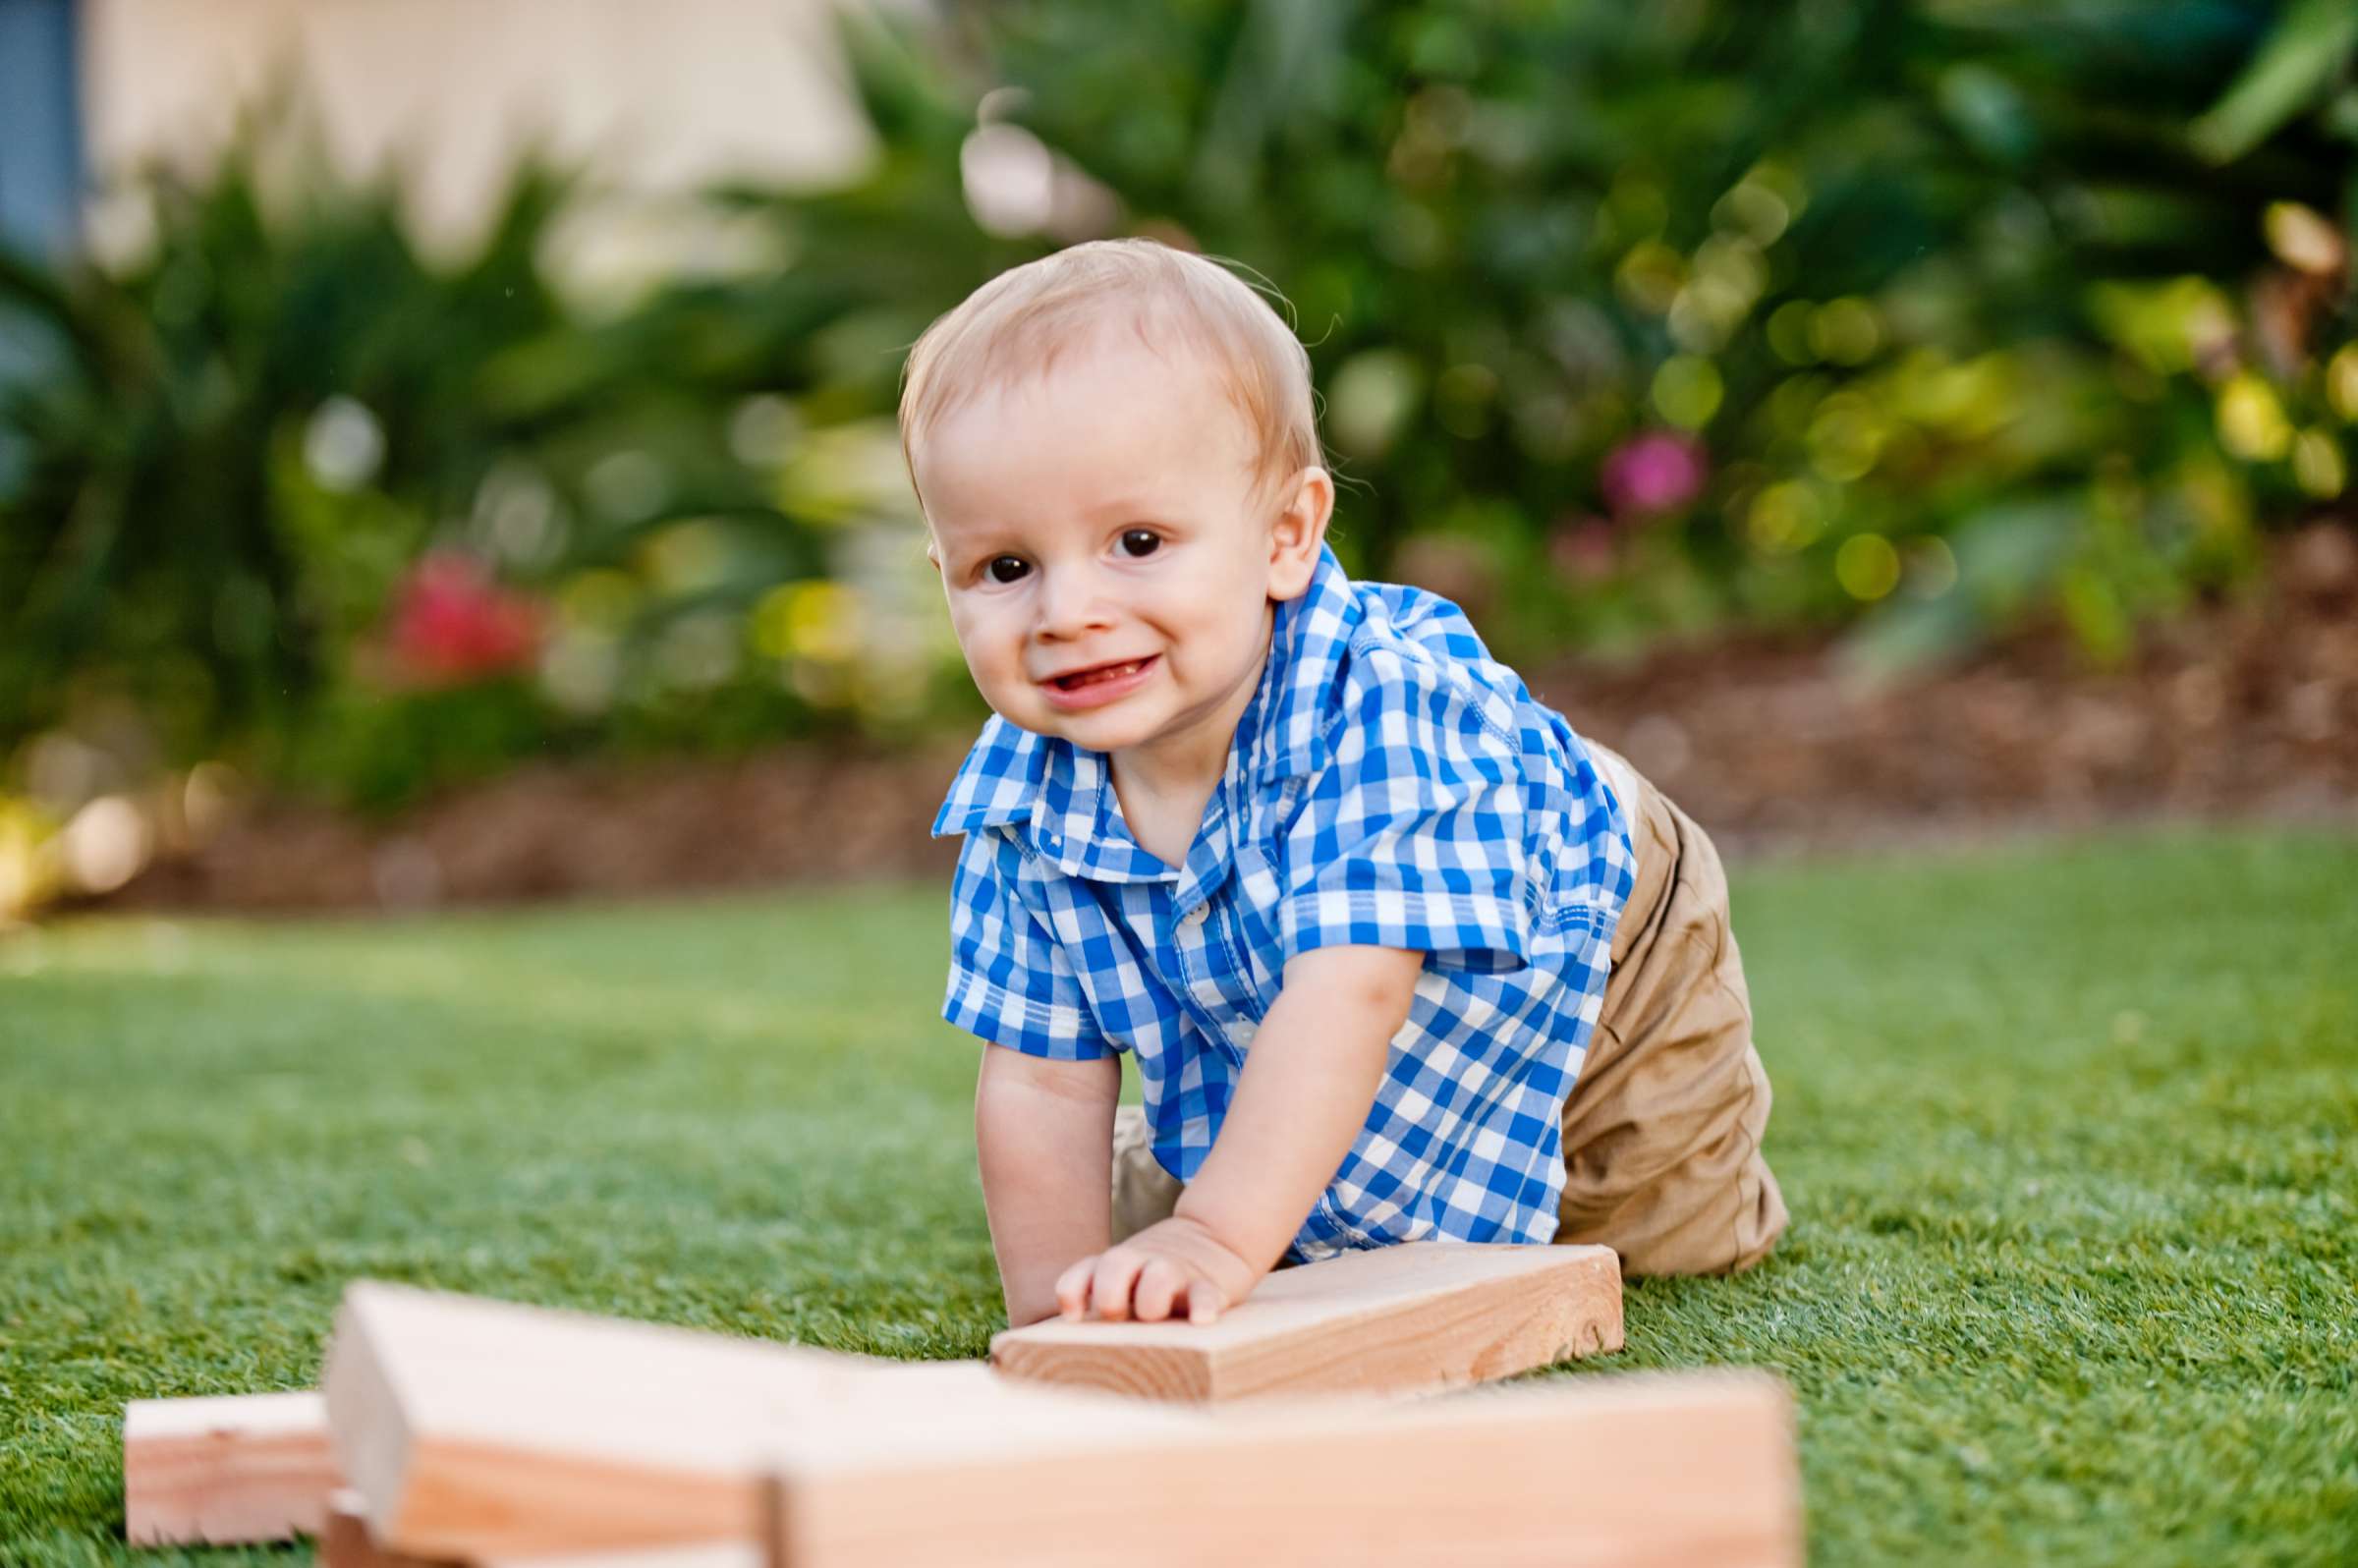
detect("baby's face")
[917,331,1320,777]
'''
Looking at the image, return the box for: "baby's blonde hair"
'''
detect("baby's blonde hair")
[898,238,1322,511]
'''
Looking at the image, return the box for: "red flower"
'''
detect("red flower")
[1600,430,1709,518]
[382,551,543,686]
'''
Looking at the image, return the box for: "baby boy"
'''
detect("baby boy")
[902,239,1786,1329]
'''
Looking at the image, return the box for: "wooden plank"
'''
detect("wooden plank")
[320,1486,454,1568]
[765,1369,1802,1568]
[482,1546,767,1568]
[319,1280,1184,1562]
[123,1389,342,1545]
[321,1484,752,1568]
[324,1277,1788,1568]
[988,1241,1623,1401]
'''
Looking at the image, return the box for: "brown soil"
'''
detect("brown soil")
[1535,522,2358,858]
[101,525,2358,915]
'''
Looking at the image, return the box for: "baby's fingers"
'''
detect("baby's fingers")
[1054,1255,1100,1320]
[1132,1257,1187,1322]
[1089,1248,1148,1321]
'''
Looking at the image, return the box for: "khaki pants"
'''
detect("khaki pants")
[1108,745,1787,1276]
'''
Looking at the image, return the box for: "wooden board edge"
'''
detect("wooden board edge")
[992,1244,1622,1402]
[986,1334,1215,1401]
[122,1391,340,1546]
[323,1284,419,1544]
[763,1369,1802,1567]
[381,1434,761,1562]
[1207,1244,1624,1400]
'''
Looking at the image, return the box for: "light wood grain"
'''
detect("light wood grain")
[123,1389,343,1545]
[318,1280,1185,1562]
[988,1240,1623,1401]
[320,1486,457,1568]
[482,1545,767,1568]
[328,1483,760,1568]
[765,1369,1801,1568]
[323,1274,1780,1568]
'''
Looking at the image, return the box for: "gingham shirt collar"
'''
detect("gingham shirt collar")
[929,544,1363,870]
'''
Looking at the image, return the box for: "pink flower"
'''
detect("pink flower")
[1600,430,1709,518]
[383,551,542,686]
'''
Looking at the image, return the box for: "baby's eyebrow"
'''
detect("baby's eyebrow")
[931,523,1023,559]
[1079,490,1170,523]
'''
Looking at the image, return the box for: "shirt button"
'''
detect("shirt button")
[1181,905,1207,926]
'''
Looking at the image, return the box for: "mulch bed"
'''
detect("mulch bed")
[1538,522,2358,858]
[100,524,2358,914]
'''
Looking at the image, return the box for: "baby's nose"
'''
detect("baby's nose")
[1034,568,1113,637]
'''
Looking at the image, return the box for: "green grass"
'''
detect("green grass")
[3,829,2354,1565]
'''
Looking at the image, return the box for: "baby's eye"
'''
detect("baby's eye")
[985,555,1030,585]
[1118,529,1161,558]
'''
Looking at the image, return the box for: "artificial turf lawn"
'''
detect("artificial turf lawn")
[1,828,2352,1565]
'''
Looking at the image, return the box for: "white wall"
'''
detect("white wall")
[82,0,877,280]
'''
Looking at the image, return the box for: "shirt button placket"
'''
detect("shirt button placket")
[1174,903,1228,1033]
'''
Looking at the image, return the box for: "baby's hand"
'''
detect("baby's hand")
[1055,1214,1263,1325]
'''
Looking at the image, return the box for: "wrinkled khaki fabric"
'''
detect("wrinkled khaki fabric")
[1561,743,1786,1275]
[1109,1098,1187,1247]
[1108,745,1786,1276]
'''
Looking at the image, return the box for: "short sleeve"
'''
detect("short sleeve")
[943,829,1114,1060]
[1278,653,1533,974]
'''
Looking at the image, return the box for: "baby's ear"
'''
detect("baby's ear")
[1266,467,1334,600]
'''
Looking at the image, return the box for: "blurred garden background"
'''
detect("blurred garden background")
[5,7,2356,1565]
[2,0,2355,915]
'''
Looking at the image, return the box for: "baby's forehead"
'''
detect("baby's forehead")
[959,307,1251,423]
[917,394,1264,561]
[924,329,1259,482]
[905,264,1319,533]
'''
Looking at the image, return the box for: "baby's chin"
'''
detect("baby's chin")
[993,695,1164,753]
[1020,714,1160,753]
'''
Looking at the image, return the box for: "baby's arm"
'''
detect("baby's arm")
[974,1043,1120,1327]
[1058,944,1422,1322]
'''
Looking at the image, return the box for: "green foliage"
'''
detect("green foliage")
[2191,0,2358,161]
[0,152,566,754]
[5,1,2358,812]
[948,0,2358,659]
[3,830,2354,1561]
[0,118,901,808]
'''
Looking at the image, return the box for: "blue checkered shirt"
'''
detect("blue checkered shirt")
[932,544,1636,1263]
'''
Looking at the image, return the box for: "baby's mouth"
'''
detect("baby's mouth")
[1045,655,1155,692]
